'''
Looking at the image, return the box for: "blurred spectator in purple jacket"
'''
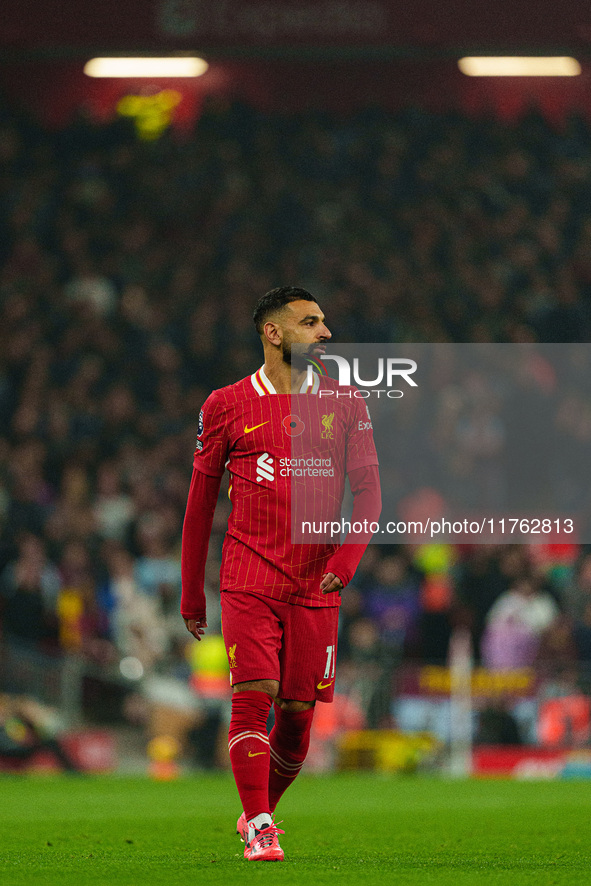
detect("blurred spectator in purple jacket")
[481,575,559,669]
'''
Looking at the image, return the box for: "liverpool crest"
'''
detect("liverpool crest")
[321,413,335,439]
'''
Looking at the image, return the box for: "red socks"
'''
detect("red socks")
[228,693,314,819]
[268,703,314,812]
[228,690,273,821]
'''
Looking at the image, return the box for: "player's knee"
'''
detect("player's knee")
[233,679,279,698]
[276,698,315,713]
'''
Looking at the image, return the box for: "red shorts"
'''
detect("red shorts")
[220,591,339,702]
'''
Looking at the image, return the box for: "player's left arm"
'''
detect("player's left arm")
[321,463,381,593]
[321,395,381,594]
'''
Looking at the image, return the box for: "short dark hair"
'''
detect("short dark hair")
[253,286,317,335]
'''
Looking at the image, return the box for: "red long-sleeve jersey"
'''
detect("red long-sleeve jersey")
[181,367,381,619]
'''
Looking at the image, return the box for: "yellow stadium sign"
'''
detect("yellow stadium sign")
[418,666,535,696]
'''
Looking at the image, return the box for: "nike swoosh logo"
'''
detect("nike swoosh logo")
[317,680,334,690]
[274,769,297,778]
[248,751,266,757]
[244,421,269,434]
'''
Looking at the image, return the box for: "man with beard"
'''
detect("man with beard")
[181,287,380,860]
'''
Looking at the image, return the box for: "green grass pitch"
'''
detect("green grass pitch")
[0,773,589,885]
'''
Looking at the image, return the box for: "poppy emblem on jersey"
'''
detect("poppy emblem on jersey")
[321,413,335,439]
[256,452,274,483]
[282,414,305,437]
[228,644,237,669]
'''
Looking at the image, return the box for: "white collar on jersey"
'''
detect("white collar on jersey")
[250,366,320,396]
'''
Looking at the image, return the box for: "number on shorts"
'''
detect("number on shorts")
[324,645,336,679]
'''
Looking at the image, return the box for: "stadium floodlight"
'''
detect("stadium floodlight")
[84,57,209,78]
[458,57,581,77]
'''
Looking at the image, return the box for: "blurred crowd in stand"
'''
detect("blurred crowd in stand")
[1,93,591,746]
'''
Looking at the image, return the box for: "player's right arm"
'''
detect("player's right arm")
[181,390,230,639]
[181,468,221,638]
